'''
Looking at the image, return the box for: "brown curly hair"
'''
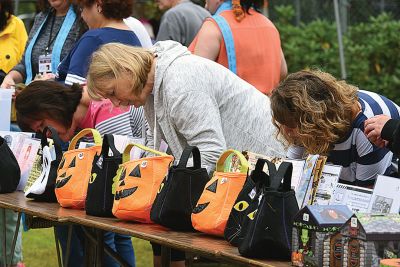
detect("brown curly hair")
[270,70,359,155]
[77,0,133,19]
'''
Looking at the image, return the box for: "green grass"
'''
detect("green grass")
[22,229,233,267]
[22,228,153,267]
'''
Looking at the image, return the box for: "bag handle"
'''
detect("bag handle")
[216,149,249,174]
[68,128,102,151]
[270,162,293,191]
[122,143,168,163]
[41,126,63,162]
[177,146,201,169]
[253,158,277,186]
[101,134,120,159]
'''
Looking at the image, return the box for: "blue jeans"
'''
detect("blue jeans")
[55,225,135,267]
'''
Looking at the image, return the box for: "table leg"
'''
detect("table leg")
[81,227,131,267]
[8,212,21,266]
[2,209,7,267]
[161,245,171,267]
[53,227,63,267]
[95,229,104,267]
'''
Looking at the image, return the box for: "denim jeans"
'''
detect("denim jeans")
[55,225,135,267]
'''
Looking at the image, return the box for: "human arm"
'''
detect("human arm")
[191,20,221,61]
[280,50,287,81]
[62,35,103,85]
[354,129,393,184]
[156,13,183,44]
[169,90,227,171]
[286,145,306,159]
[365,115,400,155]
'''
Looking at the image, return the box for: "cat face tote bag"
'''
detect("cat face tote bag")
[55,128,102,209]
[25,126,63,202]
[112,143,174,223]
[224,158,276,246]
[86,134,122,217]
[191,149,249,236]
[238,161,299,259]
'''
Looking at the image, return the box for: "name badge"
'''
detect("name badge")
[38,54,52,74]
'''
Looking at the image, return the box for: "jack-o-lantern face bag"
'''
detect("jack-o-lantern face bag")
[112,143,174,223]
[191,150,249,236]
[55,128,102,209]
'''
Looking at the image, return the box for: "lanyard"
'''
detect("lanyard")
[25,5,76,84]
[212,1,237,74]
[45,11,64,55]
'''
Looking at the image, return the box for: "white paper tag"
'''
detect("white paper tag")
[248,187,257,199]
[38,54,52,73]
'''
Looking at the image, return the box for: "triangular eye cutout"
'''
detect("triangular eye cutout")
[68,157,76,168]
[59,172,66,178]
[119,169,126,181]
[129,165,141,178]
[120,180,125,186]
[206,180,218,193]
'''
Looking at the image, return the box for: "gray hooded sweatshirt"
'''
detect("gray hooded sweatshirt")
[145,41,285,171]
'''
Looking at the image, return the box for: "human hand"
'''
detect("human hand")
[33,73,56,81]
[364,115,391,147]
[0,75,15,89]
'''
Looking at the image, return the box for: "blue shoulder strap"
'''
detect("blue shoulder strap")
[25,6,76,84]
[212,1,237,74]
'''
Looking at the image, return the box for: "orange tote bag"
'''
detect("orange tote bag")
[191,149,249,236]
[112,143,174,223]
[55,129,102,209]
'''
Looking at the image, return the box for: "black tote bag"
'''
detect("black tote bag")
[25,126,62,201]
[224,158,276,246]
[238,160,299,259]
[86,134,121,217]
[0,135,20,193]
[150,146,209,231]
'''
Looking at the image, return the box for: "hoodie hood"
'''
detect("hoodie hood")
[0,15,18,38]
[151,40,191,96]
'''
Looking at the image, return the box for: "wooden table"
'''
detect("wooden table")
[0,192,291,267]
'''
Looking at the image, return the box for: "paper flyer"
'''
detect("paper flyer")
[330,183,373,212]
[368,175,400,214]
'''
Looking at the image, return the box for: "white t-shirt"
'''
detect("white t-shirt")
[123,17,153,48]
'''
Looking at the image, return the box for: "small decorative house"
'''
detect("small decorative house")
[292,205,353,267]
[340,213,400,267]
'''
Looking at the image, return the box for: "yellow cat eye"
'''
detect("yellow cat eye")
[234,201,249,212]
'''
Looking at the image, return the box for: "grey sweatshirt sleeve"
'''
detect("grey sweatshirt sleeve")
[169,90,227,172]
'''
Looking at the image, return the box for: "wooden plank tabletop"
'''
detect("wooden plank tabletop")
[0,192,291,267]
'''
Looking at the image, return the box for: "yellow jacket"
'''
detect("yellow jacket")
[0,15,28,73]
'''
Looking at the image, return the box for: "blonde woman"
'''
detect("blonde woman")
[87,41,285,266]
[270,70,400,187]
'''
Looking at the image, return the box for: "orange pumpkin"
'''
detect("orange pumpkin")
[112,143,174,223]
[191,150,249,236]
[55,129,102,209]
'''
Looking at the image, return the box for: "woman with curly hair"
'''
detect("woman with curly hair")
[270,70,400,187]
